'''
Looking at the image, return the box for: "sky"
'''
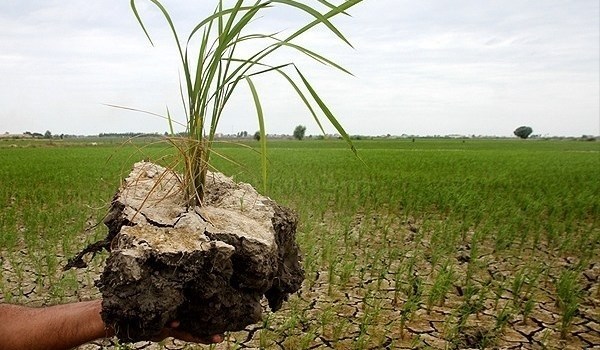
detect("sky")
[1,0,598,137]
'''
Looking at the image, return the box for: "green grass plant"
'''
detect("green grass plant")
[129,0,361,206]
[426,260,455,312]
[494,303,513,333]
[555,268,583,339]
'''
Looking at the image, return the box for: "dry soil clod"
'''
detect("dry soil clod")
[72,161,303,341]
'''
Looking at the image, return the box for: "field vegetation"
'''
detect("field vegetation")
[0,138,598,349]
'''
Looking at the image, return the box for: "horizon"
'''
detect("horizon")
[2,129,598,139]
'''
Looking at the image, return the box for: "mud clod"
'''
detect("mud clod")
[78,162,303,342]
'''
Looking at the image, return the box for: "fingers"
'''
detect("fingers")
[159,321,224,344]
[171,332,224,344]
[208,334,225,343]
[210,334,225,343]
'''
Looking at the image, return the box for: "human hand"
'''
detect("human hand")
[151,321,224,344]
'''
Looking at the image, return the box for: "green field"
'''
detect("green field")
[1,138,599,349]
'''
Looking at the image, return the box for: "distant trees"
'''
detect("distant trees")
[514,126,533,139]
[44,130,52,139]
[253,131,260,141]
[25,131,44,138]
[293,125,306,140]
[99,132,161,138]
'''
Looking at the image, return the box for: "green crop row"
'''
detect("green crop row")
[1,138,598,348]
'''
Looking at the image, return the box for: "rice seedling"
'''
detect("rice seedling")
[555,268,583,339]
[356,289,381,349]
[453,281,486,337]
[223,334,243,350]
[494,303,513,333]
[128,0,361,205]
[510,265,543,323]
[426,260,455,312]
[337,256,356,288]
[259,314,274,349]
[391,265,404,307]
[511,268,527,306]
[298,327,317,350]
[521,296,536,324]
[397,269,423,340]
[398,296,419,340]
[326,257,338,296]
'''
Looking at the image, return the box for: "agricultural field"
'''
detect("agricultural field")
[0,138,599,349]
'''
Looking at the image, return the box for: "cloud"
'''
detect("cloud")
[0,0,598,136]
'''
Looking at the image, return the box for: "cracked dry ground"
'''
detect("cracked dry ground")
[1,213,598,349]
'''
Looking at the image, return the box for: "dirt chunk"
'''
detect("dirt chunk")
[91,162,304,341]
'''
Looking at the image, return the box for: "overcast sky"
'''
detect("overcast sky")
[1,0,598,137]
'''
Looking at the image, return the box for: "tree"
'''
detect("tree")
[293,125,306,140]
[514,126,533,139]
[253,131,261,141]
[44,130,52,139]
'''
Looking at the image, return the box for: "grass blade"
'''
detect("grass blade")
[166,106,175,136]
[104,104,187,129]
[276,68,326,135]
[272,0,353,47]
[281,0,363,47]
[294,66,357,156]
[245,76,268,195]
